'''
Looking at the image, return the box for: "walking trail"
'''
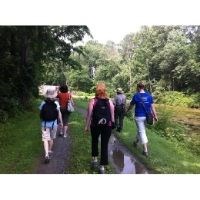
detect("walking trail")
[35,106,149,174]
[35,134,71,174]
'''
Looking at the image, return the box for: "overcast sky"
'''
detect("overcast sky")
[1,0,200,45]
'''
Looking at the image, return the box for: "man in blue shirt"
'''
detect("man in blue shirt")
[127,82,158,157]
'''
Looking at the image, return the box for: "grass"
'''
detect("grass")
[74,96,200,174]
[118,119,200,173]
[67,106,113,174]
[0,107,41,173]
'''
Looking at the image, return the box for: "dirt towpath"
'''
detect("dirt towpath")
[35,135,71,174]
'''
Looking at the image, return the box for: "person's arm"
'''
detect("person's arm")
[126,95,135,112]
[56,101,63,126]
[84,99,94,132]
[58,109,63,126]
[109,99,115,123]
[151,103,158,121]
[69,93,75,106]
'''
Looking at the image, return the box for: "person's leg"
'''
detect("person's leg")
[49,126,57,153]
[90,126,100,158]
[114,109,119,130]
[63,111,70,137]
[135,117,148,154]
[119,112,125,131]
[99,127,112,173]
[42,127,51,163]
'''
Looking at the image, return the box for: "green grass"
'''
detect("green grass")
[75,96,200,174]
[118,118,200,173]
[67,111,113,174]
[0,107,41,173]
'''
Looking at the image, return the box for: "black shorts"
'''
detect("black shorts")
[60,108,71,126]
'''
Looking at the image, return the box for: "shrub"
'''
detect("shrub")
[156,91,196,108]
[151,108,186,141]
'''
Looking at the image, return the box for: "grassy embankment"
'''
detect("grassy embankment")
[74,96,200,174]
[0,101,41,173]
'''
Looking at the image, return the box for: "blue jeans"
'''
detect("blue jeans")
[134,116,148,144]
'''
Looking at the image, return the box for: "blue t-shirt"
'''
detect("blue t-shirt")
[130,92,153,117]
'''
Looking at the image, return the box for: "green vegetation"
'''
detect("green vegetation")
[75,96,200,173]
[0,107,41,173]
[156,91,200,108]
[118,119,200,173]
[0,26,91,123]
[67,111,113,174]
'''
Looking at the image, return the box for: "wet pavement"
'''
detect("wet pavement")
[108,134,148,174]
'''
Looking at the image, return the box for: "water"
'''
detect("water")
[109,135,148,174]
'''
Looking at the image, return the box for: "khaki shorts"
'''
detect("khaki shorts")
[41,127,57,141]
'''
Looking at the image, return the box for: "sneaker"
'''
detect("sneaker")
[91,160,99,170]
[142,151,148,157]
[44,156,50,164]
[63,134,67,138]
[48,151,53,157]
[58,133,63,137]
[133,141,138,147]
[116,127,121,132]
[98,167,105,174]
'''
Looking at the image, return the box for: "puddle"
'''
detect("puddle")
[109,135,148,174]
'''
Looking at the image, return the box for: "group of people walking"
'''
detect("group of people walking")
[85,81,158,174]
[39,85,74,163]
[39,81,158,174]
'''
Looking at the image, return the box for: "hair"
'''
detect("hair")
[59,85,68,93]
[95,82,108,99]
[137,82,145,90]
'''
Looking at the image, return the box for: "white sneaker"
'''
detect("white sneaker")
[63,134,67,138]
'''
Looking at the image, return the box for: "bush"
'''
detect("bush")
[151,108,186,141]
[156,91,196,108]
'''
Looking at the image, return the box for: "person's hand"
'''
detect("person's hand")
[154,116,158,122]
[84,126,89,133]
[111,122,116,129]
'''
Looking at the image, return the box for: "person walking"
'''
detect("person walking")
[113,88,126,132]
[57,85,74,138]
[39,89,63,163]
[85,82,115,174]
[126,82,158,157]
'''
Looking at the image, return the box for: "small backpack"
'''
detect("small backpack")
[40,100,58,122]
[92,98,112,127]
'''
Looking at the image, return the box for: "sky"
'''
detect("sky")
[1,0,200,44]
[84,24,142,44]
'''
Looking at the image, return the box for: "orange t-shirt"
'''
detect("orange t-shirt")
[57,92,71,109]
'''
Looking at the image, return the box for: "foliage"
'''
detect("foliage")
[0,26,91,122]
[156,91,196,107]
[0,106,41,173]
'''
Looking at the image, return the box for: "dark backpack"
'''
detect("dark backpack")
[40,100,58,122]
[92,98,112,127]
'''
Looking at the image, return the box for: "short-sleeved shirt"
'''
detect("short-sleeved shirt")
[57,92,71,109]
[130,92,153,117]
[114,94,126,106]
[39,100,60,128]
